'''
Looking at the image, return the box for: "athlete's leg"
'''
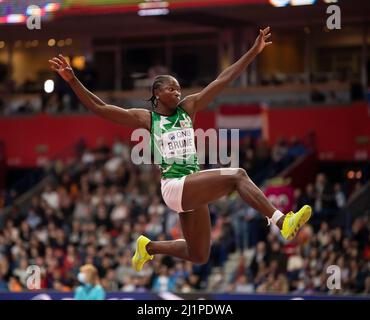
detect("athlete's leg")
[132,168,310,271]
[181,168,279,224]
[181,168,312,240]
[146,205,211,264]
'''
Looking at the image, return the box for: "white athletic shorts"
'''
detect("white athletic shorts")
[161,176,187,213]
[160,168,239,213]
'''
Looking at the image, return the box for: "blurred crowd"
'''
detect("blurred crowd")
[0,136,368,296]
[209,215,369,295]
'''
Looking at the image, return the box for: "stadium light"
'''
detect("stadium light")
[26,5,41,16]
[269,0,317,7]
[347,171,355,179]
[269,0,290,7]
[14,40,22,48]
[138,8,169,16]
[138,1,169,16]
[0,2,61,25]
[291,0,316,6]
[65,38,73,46]
[48,39,56,47]
[44,80,54,94]
[6,14,26,23]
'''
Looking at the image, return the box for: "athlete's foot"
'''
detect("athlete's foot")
[132,235,154,272]
[280,205,312,240]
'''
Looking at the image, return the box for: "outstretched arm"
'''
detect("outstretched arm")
[182,27,272,117]
[49,54,150,130]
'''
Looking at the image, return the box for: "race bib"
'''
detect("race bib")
[161,128,196,159]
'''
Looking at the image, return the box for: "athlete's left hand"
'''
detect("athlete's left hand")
[254,27,272,53]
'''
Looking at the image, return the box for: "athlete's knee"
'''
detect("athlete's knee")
[234,168,249,183]
[237,168,248,177]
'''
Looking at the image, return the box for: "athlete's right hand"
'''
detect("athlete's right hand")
[49,54,75,82]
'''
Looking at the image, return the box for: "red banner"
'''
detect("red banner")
[0,141,5,189]
[264,102,370,161]
[1,103,369,167]
[0,111,215,167]
[265,184,294,213]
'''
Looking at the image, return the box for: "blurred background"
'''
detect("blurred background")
[0,0,369,299]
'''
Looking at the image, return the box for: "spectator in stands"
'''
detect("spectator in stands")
[8,276,23,292]
[152,265,176,292]
[271,137,288,174]
[41,183,59,210]
[241,148,256,177]
[16,100,34,114]
[250,242,268,277]
[364,276,370,295]
[234,274,255,293]
[0,273,8,291]
[74,264,106,300]
[112,136,130,159]
[314,173,336,220]
[230,199,249,253]
[287,137,307,160]
[311,88,326,103]
[334,183,346,209]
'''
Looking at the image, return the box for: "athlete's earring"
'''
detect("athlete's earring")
[156,96,159,100]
